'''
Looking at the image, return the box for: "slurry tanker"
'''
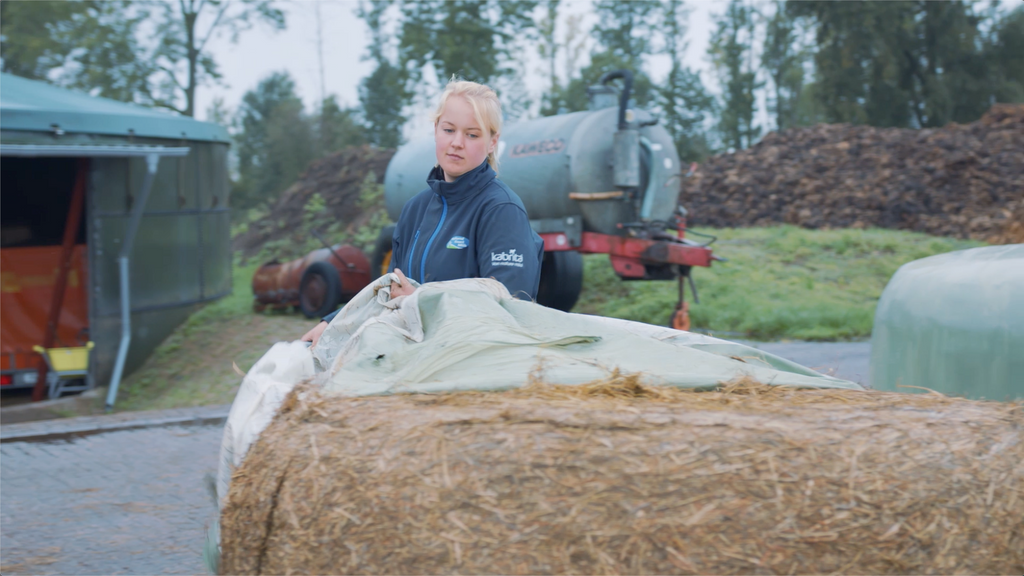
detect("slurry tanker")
[256,70,717,329]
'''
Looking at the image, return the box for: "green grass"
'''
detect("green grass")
[573,226,983,341]
[112,260,312,412]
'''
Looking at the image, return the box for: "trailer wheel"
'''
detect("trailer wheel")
[299,261,342,319]
[537,250,583,312]
[371,224,397,277]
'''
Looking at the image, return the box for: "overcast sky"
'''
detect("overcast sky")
[196,0,725,136]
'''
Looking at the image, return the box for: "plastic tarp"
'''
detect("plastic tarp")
[216,275,861,507]
[870,244,1024,400]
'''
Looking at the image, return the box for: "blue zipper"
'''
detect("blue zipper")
[406,230,420,276]
[418,195,448,284]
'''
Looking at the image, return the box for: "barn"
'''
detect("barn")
[0,73,231,407]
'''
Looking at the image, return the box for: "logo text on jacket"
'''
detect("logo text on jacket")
[446,236,469,249]
[491,248,524,267]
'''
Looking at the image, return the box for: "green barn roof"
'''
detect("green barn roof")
[0,73,229,143]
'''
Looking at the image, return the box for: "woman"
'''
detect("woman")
[302,79,543,346]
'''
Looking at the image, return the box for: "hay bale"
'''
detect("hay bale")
[221,379,1024,575]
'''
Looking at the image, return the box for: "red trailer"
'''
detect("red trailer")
[251,243,372,319]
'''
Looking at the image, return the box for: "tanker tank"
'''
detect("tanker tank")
[384,100,682,242]
[374,71,716,324]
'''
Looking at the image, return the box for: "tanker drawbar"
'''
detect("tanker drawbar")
[380,69,718,329]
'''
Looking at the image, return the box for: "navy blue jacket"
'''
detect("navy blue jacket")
[323,161,542,323]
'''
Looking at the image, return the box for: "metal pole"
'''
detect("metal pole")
[106,154,160,411]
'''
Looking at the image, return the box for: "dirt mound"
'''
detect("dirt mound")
[987,202,1024,245]
[233,146,395,260]
[680,104,1024,243]
[220,379,1024,575]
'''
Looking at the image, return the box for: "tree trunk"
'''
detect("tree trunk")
[185,6,198,117]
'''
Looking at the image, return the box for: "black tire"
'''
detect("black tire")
[536,250,584,312]
[299,261,342,318]
[371,224,397,278]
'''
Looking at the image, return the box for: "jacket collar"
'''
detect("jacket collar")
[427,160,495,205]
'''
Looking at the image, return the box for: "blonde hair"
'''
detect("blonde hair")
[431,77,502,173]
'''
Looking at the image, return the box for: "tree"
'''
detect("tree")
[359,62,408,148]
[148,0,285,116]
[234,72,314,210]
[790,82,828,127]
[205,96,232,127]
[539,12,588,116]
[762,0,806,131]
[788,2,891,125]
[317,96,367,156]
[536,0,561,115]
[790,1,1019,128]
[492,57,534,123]
[357,0,409,148]
[987,6,1024,104]
[398,0,537,87]
[547,0,660,115]
[708,0,762,150]
[586,0,659,106]
[1,1,90,79]
[658,0,715,161]
[1,1,153,103]
[1,0,284,117]
[591,0,658,69]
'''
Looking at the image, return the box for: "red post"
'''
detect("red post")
[33,158,89,402]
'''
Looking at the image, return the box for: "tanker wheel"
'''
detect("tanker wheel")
[299,261,342,319]
[371,224,397,277]
[536,250,583,312]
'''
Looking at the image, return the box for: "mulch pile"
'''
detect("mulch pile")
[232,146,395,260]
[680,104,1024,243]
[220,377,1024,575]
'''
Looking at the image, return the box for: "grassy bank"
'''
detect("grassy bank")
[574,226,982,340]
[112,261,312,412]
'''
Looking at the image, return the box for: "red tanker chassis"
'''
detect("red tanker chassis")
[540,231,713,277]
[538,211,717,331]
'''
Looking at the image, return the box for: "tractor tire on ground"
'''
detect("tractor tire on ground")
[299,261,342,319]
[371,225,397,278]
[536,250,583,312]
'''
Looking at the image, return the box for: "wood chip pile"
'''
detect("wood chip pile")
[232,145,395,259]
[680,104,1024,243]
[220,378,1024,575]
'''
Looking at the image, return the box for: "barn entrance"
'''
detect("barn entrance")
[1,156,90,401]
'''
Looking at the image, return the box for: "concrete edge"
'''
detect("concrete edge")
[1,403,231,443]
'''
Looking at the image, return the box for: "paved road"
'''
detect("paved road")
[0,341,872,575]
[739,341,871,387]
[1,424,222,575]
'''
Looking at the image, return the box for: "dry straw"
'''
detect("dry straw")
[221,376,1024,575]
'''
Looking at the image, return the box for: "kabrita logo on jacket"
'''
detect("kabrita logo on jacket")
[446,236,469,249]
[491,248,524,267]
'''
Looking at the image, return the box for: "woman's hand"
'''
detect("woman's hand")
[301,321,329,347]
[390,268,417,299]
[302,269,413,348]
